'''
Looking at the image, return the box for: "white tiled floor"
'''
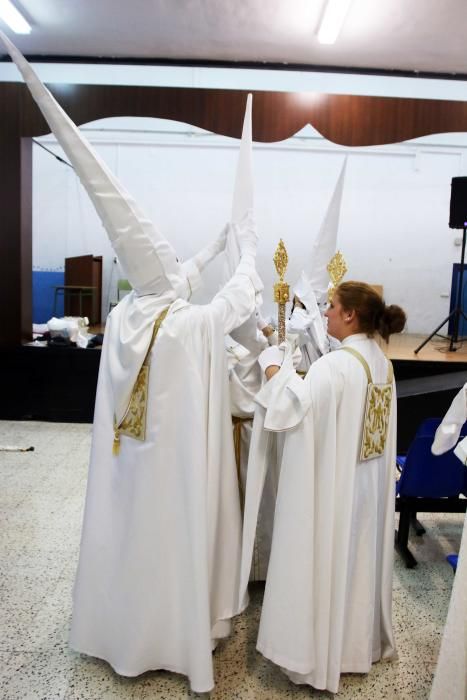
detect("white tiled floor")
[0,421,463,699]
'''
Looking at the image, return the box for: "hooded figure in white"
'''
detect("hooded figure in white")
[430,386,467,700]
[240,161,347,580]
[286,157,347,371]
[240,306,398,694]
[255,158,347,368]
[0,32,263,693]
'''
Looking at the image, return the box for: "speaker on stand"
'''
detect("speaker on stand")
[415,176,467,353]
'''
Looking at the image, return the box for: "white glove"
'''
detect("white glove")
[187,225,228,273]
[258,345,284,373]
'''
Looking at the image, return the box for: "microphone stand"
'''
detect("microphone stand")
[414,226,467,353]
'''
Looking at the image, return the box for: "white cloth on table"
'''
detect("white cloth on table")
[240,333,397,694]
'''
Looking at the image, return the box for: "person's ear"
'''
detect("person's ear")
[344,309,356,323]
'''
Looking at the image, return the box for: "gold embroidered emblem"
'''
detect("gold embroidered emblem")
[327,250,348,302]
[113,306,170,455]
[340,346,393,462]
[360,382,393,460]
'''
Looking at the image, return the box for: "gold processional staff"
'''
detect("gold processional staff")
[273,242,347,342]
[273,239,290,343]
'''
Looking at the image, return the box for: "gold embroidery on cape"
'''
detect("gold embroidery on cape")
[361,381,393,460]
[341,346,393,462]
[113,306,170,455]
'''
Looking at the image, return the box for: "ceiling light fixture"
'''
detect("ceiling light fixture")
[317,0,351,45]
[0,0,31,34]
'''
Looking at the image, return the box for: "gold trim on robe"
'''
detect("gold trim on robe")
[113,307,170,455]
[232,415,253,511]
[341,346,394,462]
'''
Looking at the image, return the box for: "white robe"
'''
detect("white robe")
[287,305,333,373]
[268,307,338,375]
[226,335,283,581]
[430,508,467,700]
[430,387,467,700]
[241,333,397,694]
[70,259,260,694]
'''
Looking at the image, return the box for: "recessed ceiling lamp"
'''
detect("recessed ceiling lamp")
[0,0,31,34]
[317,0,352,44]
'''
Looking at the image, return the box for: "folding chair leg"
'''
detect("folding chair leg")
[395,504,418,568]
[410,512,426,536]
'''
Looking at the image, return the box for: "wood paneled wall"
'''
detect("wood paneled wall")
[3,81,467,346]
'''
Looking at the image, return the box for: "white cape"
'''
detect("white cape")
[70,263,260,693]
[241,334,396,693]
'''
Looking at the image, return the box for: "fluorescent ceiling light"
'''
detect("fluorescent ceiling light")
[0,0,31,34]
[318,0,351,45]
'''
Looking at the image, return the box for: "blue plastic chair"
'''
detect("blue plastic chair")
[395,417,467,568]
[446,553,459,573]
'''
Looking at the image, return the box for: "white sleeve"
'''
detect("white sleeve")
[210,252,263,336]
[432,384,467,455]
[288,306,329,356]
[254,343,312,431]
[287,307,313,335]
[230,314,268,356]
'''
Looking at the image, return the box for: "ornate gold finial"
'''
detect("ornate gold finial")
[273,239,290,343]
[327,250,348,301]
[274,239,288,283]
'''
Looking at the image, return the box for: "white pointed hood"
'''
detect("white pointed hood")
[232,94,253,224]
[169,95,255,296]
[293,157,347,308]
[291,158,347,357]
[306,156,347,306]
[224,93,254,279]
[0,29,190,300]
[221,93,263,355]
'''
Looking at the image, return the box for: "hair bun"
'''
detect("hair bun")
[379,304,406,340]
[336,281,407,341]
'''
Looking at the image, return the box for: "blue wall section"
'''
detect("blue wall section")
[32,270,65,323]
[448,264,467,337]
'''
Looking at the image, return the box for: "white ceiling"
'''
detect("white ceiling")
[1,0,467,76]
